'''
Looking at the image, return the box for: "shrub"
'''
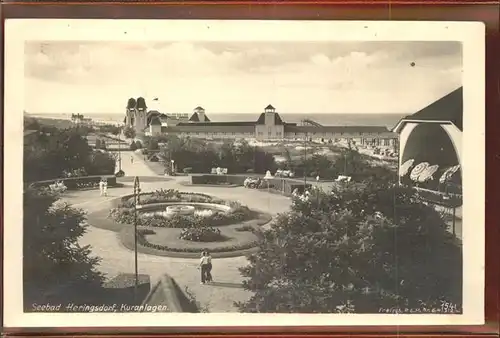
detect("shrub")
[183,167,193,174]
[24,188,105,307]
[123,126,136,139]
[191,175,246,186]
[237,182,462,313]
[32,175,117,191]
[138,229,156,236]
[87,151,116,175]
[110,190,254,227]
[108,207,135,224]
[135,141,143,149]
[236,225,255,232]
[115,170,125,177]
[179,226,225,242]
[130,141,138,151]
[136,231,258,253]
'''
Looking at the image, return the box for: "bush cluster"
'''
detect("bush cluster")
[235,225,255,232]
[136,230,258,253]
[32,175,117,191]
[109,189,254,228]
[110,206,252,228]
[119,189,228,208]
[179,226,225,242]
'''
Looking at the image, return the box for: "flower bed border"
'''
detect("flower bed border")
[119,226,260,258]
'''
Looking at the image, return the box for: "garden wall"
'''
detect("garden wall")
[30,175,117,190]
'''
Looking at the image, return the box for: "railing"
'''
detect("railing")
[29,175,118,190]
[413,187,462,208]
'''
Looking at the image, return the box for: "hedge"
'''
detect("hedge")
[136,229,258,253]
[30,175,117,190]
[191,175,246,186]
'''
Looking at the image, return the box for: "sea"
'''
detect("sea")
[27,112,406,129]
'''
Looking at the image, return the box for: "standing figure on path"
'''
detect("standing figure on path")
[199,251,210,284]
[102,178,108,196]
[131,156,134,164]
[99,178,105,196]
[205,251,213,283]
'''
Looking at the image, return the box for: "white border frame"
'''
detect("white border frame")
[3,19,485,328]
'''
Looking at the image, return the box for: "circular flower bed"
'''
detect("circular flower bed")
[90,189,273,257]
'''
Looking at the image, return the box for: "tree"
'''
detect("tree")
[123,126,136,139]
[87,151,116,175]
[24,128,93,182]
[130,141,138,151]
[99,124,121,136]
[237,182,462,313]
[23,188,104,307]
[148,138,159,151]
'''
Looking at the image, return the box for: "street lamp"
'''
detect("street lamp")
[303,133,308,190]
[118,127,122,172]
[171,159,175,176]
[264,170,273,210]
[133,176,141,302]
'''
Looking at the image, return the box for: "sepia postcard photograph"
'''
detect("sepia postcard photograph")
[3,19,485,328]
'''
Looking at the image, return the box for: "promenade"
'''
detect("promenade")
[63,151,292,312]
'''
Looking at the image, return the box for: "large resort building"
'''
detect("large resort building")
[123,98,398,147]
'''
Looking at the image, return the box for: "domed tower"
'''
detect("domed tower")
[125,98,136,127]
[135,97,147,132]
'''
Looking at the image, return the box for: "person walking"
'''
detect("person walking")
[131,156,134,164]
[99,178,105,196]
[199,251,210,284]
[205,251,213,283]
[102,178,108,197]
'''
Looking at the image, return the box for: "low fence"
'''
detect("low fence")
[30,175,117,190]
[190,174,312,196]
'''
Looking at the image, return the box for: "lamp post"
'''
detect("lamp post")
[133,176,141,302]
[264,170,273,211]
[303,133,307,190]
[171,159,175,176]
[118,127,122,172]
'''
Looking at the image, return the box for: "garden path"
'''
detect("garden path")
[63,154,293,312]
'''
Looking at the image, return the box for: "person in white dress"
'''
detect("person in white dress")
[99,179,105,196]
[102,179,108,196]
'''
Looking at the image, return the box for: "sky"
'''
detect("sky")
[24,41,462,115]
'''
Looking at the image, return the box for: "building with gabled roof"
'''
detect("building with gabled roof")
[123,98,397,145]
